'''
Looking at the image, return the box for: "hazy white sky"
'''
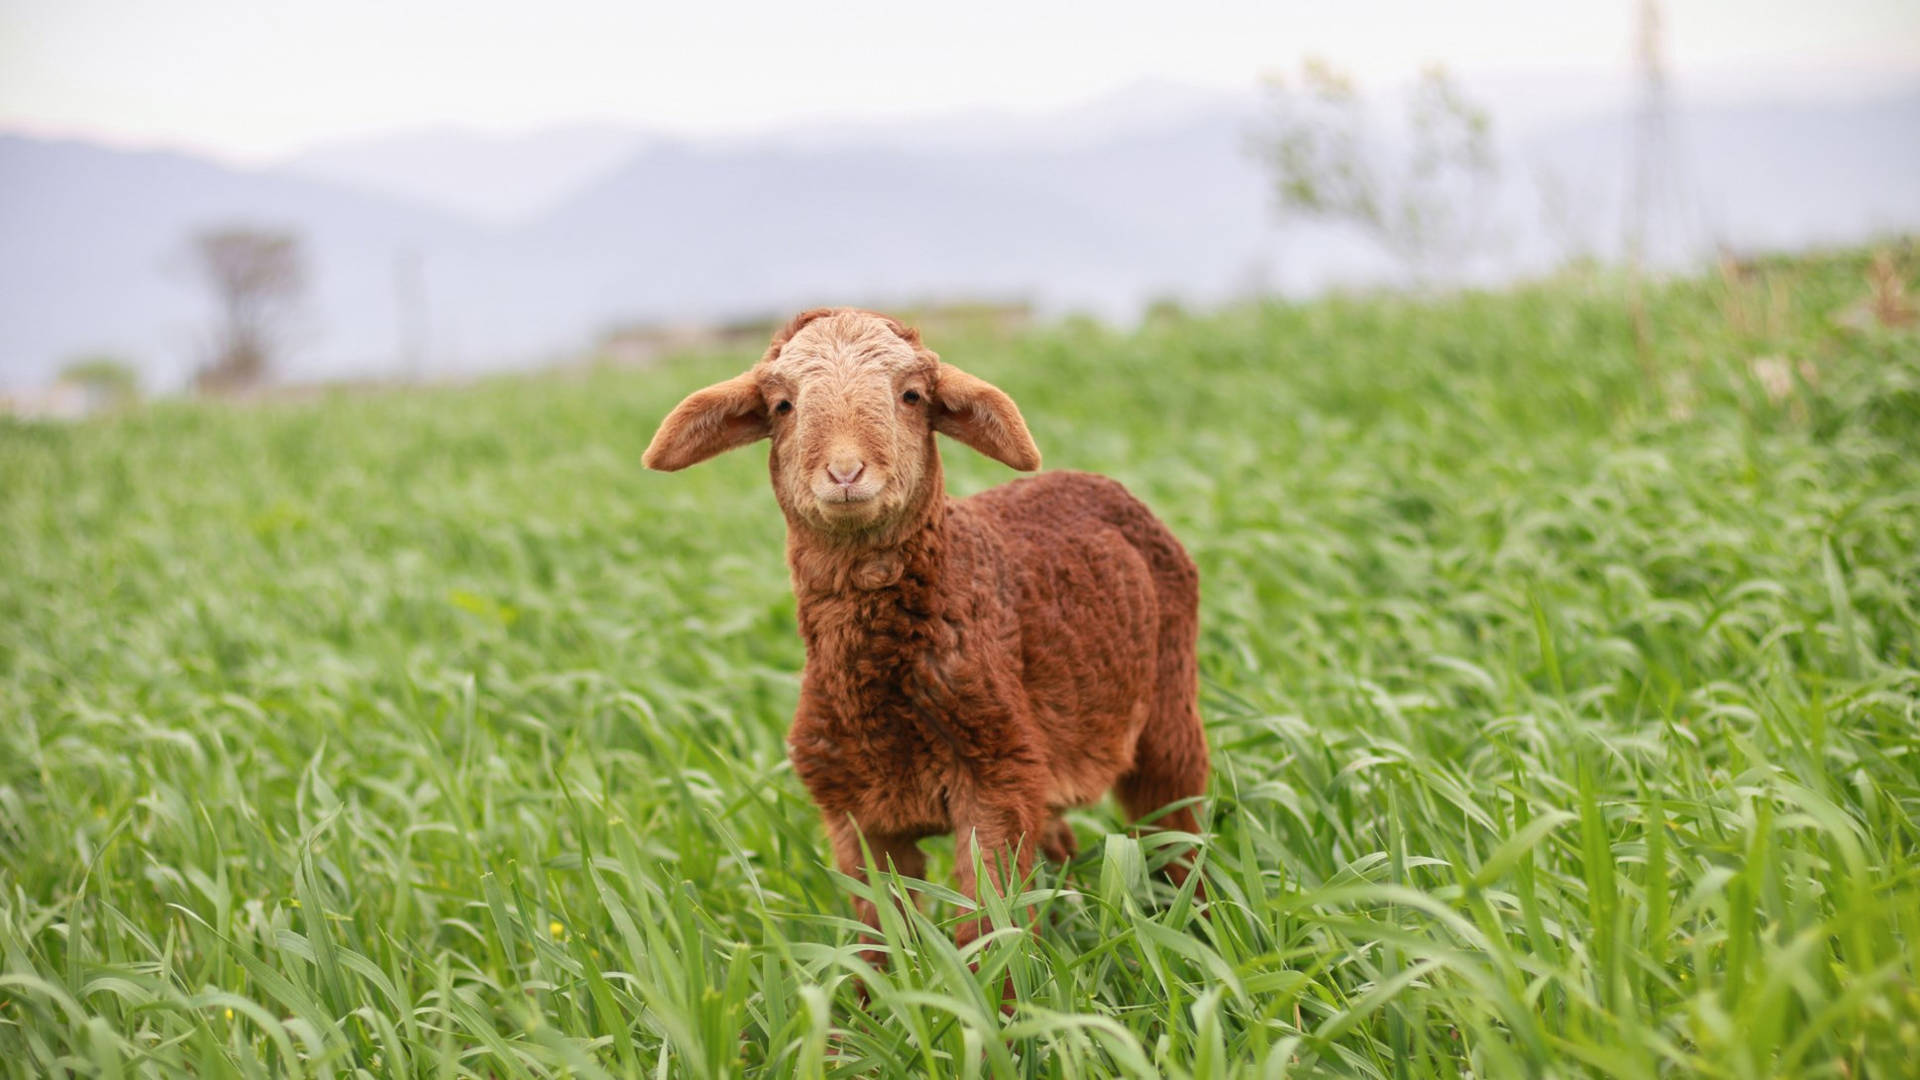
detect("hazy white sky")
[3,0,1917,161]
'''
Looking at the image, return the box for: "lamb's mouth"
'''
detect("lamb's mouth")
[817,488,880,508]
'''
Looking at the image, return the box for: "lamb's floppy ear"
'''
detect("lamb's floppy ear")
[931,362,1041,471]
[642,371,769,471]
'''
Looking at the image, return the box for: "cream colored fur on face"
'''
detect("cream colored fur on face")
[642,308,1040,539]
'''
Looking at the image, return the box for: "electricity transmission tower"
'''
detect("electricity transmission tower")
[1626,0,1702,272]
[395,250,429,381]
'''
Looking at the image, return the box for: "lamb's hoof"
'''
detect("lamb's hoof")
[1040,818,1078,865]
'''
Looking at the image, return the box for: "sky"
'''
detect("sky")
[3,0,1918,162]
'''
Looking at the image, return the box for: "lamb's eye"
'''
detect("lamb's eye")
[774,400,793,415]
[901,389,922,405]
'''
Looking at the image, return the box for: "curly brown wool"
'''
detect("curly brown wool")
[643,308,1207,954]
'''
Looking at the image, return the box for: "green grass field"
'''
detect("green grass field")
[4,249,1918,1078]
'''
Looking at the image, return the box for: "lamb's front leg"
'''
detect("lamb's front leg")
[948,789,1046,949]
[827,816,927,967]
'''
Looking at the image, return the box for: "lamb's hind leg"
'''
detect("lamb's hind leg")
[1114,602,1208,888]
[1115,722,1207,887]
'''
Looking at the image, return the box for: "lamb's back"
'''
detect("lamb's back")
[960,471,1192,584]
[953,471,1186,790]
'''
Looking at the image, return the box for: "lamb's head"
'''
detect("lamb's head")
[642,308,1040,536]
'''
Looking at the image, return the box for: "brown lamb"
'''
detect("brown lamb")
[642,308,1208,953]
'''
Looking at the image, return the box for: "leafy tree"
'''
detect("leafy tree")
[1252,60,1497,283]
[57,354,140,409]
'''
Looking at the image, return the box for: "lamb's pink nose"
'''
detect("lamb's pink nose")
[827,459,865,486]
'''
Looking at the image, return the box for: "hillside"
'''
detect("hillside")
[3,87,1918,392]
[0,135,483,390]
[3,249,1917,1076]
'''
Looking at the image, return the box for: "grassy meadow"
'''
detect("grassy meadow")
[3,248,1919,1078]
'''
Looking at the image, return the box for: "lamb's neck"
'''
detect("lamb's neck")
[787,497,950,655]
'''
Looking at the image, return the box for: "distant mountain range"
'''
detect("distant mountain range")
[3,83,1917,391]
[285,125,648,224]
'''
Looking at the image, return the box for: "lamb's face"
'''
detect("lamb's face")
[760,312,940,534]
[642,308,1041,536]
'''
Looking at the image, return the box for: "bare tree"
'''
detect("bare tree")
[191,227,306,393]
[1252,60,1496,285]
